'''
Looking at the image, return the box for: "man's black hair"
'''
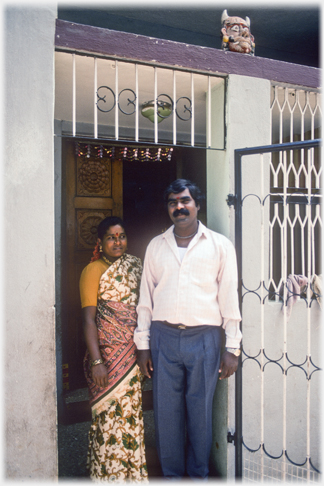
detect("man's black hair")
[163,179,205,208]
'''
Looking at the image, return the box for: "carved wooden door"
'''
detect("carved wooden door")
[61,141,123,390]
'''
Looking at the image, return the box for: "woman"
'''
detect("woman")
[79,216,148,482]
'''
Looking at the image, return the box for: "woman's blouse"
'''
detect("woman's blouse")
[80,254,143,308]
[80,259,108,308]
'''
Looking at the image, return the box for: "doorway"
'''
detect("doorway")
[58,139,206,477]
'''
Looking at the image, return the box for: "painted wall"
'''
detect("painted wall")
[5,6,58,478]
[207,74,271,478]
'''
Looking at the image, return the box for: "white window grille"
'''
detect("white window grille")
[271,84,321,144]
[54,51,225,149]
[269,84,321,297]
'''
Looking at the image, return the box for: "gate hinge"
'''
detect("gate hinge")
[227,431,236,445]
[226,194,237,207]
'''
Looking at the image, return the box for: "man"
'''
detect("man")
[134,179,242,479]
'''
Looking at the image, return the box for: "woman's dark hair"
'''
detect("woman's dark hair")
[97,216,126,240]
[90,216,126,262]
[163,179,205,208]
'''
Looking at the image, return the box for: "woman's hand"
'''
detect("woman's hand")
[82,306,109,387]
[91,363,109,388]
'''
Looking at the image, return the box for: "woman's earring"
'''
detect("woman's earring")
[99,245,103,252]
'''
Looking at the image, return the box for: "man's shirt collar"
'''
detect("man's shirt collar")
[162,221,208,240]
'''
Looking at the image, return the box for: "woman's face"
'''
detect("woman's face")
[99,224,127,262]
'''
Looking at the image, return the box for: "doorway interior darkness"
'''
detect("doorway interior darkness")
[123,145,207,262]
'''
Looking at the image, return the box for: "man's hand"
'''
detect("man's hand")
[137,349,153,378]
[219,351,239,380]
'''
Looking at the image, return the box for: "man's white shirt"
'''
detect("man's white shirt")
[134,222,242,350]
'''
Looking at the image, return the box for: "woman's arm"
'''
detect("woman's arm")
[82,306,109,388]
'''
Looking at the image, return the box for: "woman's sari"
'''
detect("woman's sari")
[83,254,148,482]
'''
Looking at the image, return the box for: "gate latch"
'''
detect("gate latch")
[226,194,237,207]
[227,431,236,445]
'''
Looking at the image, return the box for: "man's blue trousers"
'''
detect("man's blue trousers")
[150,321,223,478]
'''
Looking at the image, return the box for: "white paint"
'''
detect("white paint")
[5,5,58,479]
[207,74,271,478]
[207,74,271,239]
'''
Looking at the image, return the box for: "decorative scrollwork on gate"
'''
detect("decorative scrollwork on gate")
[96,86,192,121]
[97,86,116,113]
[97,86,137,115]
[118,89,137,115]
[175,96,192,121]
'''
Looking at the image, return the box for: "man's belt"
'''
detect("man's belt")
[162,320,202,330]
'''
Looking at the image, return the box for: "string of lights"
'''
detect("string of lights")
[76,143,173,162]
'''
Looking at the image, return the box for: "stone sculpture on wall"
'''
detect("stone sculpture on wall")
[220,9,255,55]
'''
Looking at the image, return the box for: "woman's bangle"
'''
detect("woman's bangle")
[90,358,104,367]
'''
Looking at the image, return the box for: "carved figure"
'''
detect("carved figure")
[221,9,255,55]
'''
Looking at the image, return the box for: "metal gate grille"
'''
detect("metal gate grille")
[234,139,321,482]
[55,51,225,149]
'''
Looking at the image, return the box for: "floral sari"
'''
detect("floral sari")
[83,254,148,482]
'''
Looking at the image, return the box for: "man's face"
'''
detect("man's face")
[167,188,200,228]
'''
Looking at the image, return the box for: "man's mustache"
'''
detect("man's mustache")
[173,208,190,217]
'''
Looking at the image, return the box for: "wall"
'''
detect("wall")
[4,6,58,478]
[207,74,271,478]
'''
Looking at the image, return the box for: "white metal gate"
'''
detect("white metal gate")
[233,139,321,481]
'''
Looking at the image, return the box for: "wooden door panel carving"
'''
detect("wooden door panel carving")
[77,210,112,249]
[62,141,122,390]
[77,157,112,196]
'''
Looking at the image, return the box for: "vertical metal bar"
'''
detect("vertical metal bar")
[115,60,119,141]
[310,93,315,139]
[300,90,305,142]
[269,209,275,296]
[154,67,158,144]
[289,89,294,143]
[135,64,139,142]
[234,149,243,479]
[279,87,284,144]
[290,206,295,276]
[306,147,313,481]
[309,92,314,139]
[173,70,177,146]
[260,154,265,479]
[94,57,98,139]
[207,76,211,148]
[310,148,317,274]
[191,73,195,146]
[282,149,288,481]
[72,53,76,137]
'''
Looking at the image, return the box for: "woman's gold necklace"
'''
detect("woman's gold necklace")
[101,255,112,266]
